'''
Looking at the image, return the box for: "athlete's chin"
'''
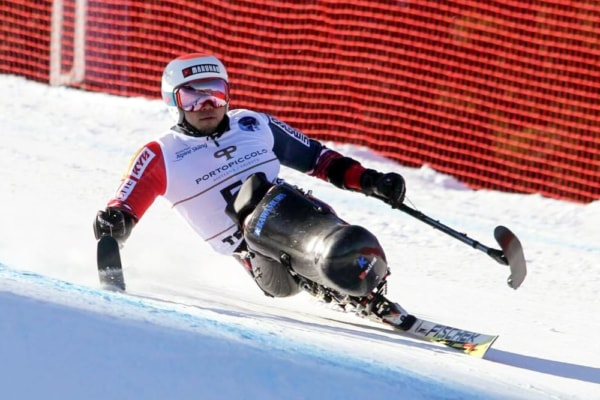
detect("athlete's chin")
[192,120,220,135]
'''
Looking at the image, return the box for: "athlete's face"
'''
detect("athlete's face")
[183,102,227,135]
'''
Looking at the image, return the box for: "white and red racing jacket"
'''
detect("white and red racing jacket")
[106,109,364,255]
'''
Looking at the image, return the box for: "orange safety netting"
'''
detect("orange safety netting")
[2,0,599,202]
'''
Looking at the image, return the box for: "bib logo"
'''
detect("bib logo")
[175,143,208,161]
[195,148,268,184]
[214,145,237,160]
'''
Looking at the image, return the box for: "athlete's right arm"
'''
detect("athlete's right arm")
[93,141,167,245]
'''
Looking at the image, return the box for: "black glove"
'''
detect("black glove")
[93,207,136,245]
[360,170,406,208]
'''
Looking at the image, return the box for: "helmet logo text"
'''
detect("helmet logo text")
[182,64,220,78]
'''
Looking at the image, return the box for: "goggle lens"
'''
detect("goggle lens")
[176,79,229,111]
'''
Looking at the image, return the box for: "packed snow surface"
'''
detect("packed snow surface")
[0,75,598,399]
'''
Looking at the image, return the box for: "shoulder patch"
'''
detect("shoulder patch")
[268,115,310,147]
[238,116,260,131]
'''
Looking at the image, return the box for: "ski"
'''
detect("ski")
[391,317,498,358]
[494,225,527,290]
[96,235,126,291]
[357,292,498,357]
[312,287,498,358]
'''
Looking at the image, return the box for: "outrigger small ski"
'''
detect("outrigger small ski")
[397,203,527,290]
[97,235,126,291]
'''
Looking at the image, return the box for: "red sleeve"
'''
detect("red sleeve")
[342,163,366,190]
[107,141,166,220]
[309,148,366,190]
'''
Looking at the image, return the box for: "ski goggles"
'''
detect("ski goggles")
[175,78,229,111]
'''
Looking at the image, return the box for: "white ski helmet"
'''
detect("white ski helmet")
[161,53,229,122]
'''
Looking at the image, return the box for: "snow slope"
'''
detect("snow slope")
[0,75,598,399]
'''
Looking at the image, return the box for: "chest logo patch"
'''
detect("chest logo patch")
[214,145,237,160]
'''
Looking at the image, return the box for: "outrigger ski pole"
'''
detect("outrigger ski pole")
[396,203,528,289]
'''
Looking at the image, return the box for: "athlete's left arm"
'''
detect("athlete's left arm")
[267,114,364,189]
[267,114,406,206]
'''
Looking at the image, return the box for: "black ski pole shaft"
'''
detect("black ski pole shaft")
[397,203,508,265]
